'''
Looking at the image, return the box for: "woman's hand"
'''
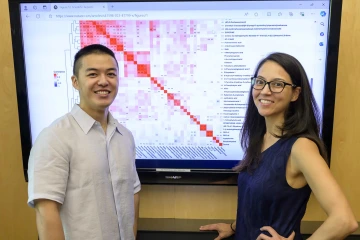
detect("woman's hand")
[256,226,295,240]
[199,223,235,240]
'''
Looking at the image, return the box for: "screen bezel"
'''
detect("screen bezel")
[8,0,343,184]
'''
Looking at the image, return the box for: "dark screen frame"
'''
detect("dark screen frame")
[8,0,343,184]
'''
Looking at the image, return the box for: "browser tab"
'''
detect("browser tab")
[50,3,107,12]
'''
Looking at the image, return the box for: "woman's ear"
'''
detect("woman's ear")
[291,87,301,102]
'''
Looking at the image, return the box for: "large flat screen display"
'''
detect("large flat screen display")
[8,0,342,184]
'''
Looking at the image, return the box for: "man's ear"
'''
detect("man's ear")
[291,87,301,102]
[71,75,79,90]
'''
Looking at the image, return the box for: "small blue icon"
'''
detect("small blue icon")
[320,11,326,17]
[320,32,324,36]
[319,42,324,46]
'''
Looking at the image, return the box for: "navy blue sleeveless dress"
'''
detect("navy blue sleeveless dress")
[235,137,311,240]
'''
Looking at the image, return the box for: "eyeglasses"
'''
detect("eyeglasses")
[251,77,297,93]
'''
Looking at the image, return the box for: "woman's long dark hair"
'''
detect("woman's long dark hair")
[234,52,328,172]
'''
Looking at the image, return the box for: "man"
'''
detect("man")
[27,44,141,240]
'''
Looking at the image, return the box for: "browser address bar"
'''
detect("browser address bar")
[24,10,313,21]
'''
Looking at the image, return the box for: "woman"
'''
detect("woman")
[200,53,358,239]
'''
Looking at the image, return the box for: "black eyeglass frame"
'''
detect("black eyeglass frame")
[251,76,297,93]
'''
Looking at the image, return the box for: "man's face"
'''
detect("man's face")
[72,53,119,113]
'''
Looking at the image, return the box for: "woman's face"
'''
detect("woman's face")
[252,60,301,120]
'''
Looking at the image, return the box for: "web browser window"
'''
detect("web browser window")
[20,1,330,161]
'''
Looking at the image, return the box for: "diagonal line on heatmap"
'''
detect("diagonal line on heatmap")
[150,77,223,147]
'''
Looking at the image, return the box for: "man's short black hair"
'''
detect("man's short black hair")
[73,44,118,76]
